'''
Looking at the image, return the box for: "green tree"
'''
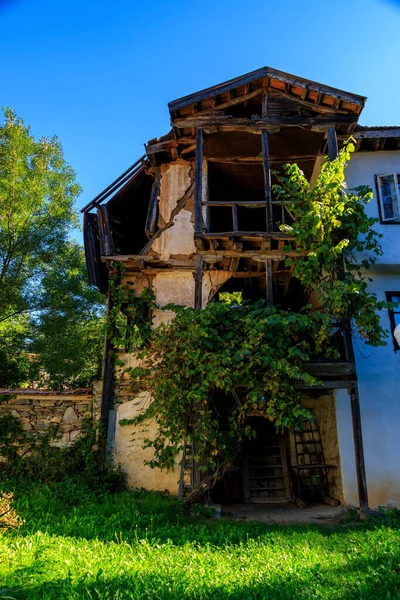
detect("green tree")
[0,108,105,388]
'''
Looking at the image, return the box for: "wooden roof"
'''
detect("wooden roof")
[169,66,366,118]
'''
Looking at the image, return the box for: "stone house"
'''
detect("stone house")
[82,66,400,510]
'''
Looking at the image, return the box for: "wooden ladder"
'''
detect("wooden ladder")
[177,441,194,500]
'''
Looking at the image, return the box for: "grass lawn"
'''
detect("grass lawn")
[1,482,400,599]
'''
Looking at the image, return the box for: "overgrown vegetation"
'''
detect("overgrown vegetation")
[0,408,124,493]
[109,142,389,499]
[0,108,105,389]
[1,484,400,599]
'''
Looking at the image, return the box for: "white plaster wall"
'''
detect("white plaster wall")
[336,270,400,508]
[345,151,400,264]
[334,152,400,508]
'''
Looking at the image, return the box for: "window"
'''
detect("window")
[385,292,400,351]
[376,173,400,223]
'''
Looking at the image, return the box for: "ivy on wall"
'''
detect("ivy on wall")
[110,141,391,498]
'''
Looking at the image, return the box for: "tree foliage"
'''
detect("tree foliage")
[0,108,105,389]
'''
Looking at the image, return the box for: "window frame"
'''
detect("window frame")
[375,173,400,224]
[385,291,400,351]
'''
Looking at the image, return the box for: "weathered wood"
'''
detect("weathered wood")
[201,158,209,231]
[196,231,295,240]
[232,204,238,232]
[97,205,114,256]
[352,127,400,140]
[327,127,339,161]
[194,255,203,309]
[261,130,273,232]
[193,88,262,116]
[98,285,114,471]
[273,87,349,115]
[266,259,273,306]
[350,384,369,514]
[305,362,356,377]
[198,249,300,259]
[194,129,204,234]
[207,155,318,164]
[168,66,365,113]
[173,114,356,130]
[203,200,267,208]
[145,172,161,236]
[83,212,104,290]
[145,139,179,155]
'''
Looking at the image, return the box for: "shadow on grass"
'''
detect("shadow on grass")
[5,482,400,547]
[2,555,400,600]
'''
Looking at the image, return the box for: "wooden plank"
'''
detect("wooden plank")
[273,87,350,115]
[201,158,209,231]
[266,259,273,306]
[194,129,204,234]
[98,285,114,471]
[305,362,356,377]
[232,204,238,232]
[97,206,114,256]
[173,114,356,130]
[145,172,160,236]
[145,139,179,155]
[327,127,339,161]
[194,255,203,309]
[261,130,273,232]
[202,201,267,208]
[352,127,400,140]
[196,231,295,240]
[199,250,300,259]
[350,384,369,514]
[194,88,262,116]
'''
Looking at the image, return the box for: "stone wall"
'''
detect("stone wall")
[0,388,98,447]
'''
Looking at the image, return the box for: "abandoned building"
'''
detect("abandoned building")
[82,66,400,511]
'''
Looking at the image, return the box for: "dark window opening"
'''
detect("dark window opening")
[216,275,266,303]
[106,171,154,255]
[386,292,400,350]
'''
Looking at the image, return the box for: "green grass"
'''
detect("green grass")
[1,482,400,599]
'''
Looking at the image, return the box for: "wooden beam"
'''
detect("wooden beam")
[266,259,273,306]
[273,87,350,115]
[327,127,339,161]
[198,249,300,259]
[194,255,203,309]
[173,114,356,130]
[261,131,273,232]
[350,384,369,515]
[145,139,179,155]
[194,88,262,116]
[145,172,160,236]
[194,129,204,234]
[97,206,114,256]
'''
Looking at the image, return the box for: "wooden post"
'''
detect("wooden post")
[98,284,114,471]
[261,130,273,233]
[327,127,339,161]
[194,255,203,309]
[145,172,161,236]
[194,128,204,234]
[261,95,274,306]
[266,259,273,306]
[350,384,369,515]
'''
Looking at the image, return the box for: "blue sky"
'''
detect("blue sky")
[1,0,400,220]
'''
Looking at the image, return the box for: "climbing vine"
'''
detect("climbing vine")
[110,141,391,498]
